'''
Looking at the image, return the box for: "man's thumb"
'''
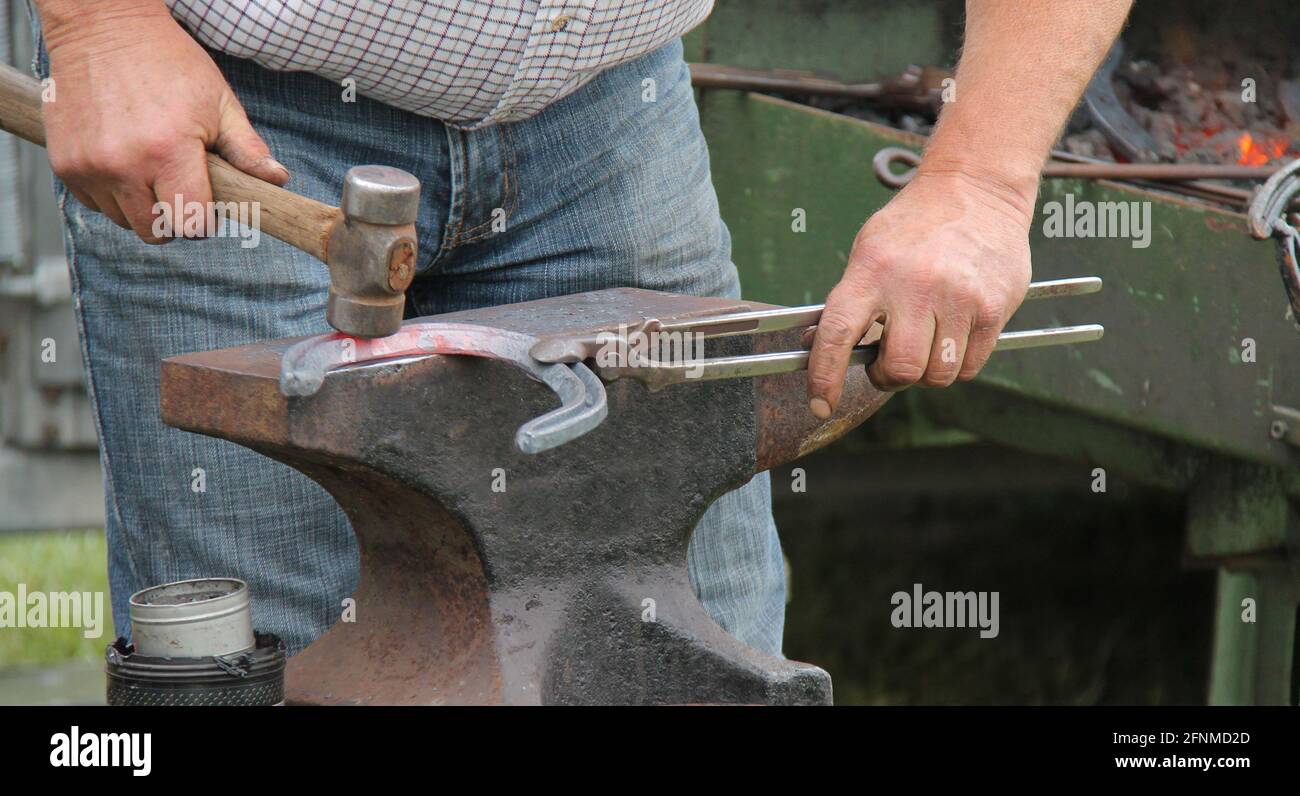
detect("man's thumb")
[214,95,290,186]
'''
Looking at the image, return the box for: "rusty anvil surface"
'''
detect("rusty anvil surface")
[159,288,890,705]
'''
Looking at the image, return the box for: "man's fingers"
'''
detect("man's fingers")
[868,305,936,392]
[959,327,1000,381]
[113,182,171,244]
[957,299,1008,381]
[806,281,880,419]
[214,93,289,186]
[924,312,972,388]
[152,139,215,240]
[86,187,131,231]
[66,186,102,214]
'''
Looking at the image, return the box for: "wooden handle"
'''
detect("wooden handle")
[0,62,342,262]
[0,62,45,145]
[205,154,340,261]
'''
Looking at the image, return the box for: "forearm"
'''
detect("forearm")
[918,0,1133,217]
[34,0,172,50]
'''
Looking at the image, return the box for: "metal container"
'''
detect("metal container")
[128,578,255,658]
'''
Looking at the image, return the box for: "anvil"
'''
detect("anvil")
[160,288,890,705]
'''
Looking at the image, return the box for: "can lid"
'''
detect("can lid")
[129,577,250,625]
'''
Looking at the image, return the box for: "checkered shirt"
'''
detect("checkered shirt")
[166,1,713,128]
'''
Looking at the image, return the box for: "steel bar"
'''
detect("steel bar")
[1002,147,1271,209]
[1007,148,1279,209]
[690,62,888,99]
[1045,163,1277,181]
[874,146,1278,190]
[688,62,943,111]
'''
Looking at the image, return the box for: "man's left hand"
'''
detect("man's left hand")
[805,169,1034,418]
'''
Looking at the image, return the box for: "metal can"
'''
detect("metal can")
[128,578,255,658]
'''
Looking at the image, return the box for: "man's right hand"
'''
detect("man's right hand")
[35,0,289,243]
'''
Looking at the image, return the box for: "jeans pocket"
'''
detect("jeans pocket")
[456,123,519,247]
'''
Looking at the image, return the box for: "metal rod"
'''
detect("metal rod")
[875,146,1279,190]
[689,62,888,100]
[991,324,1107,351]
[656,276,1102,339]
[687,62,944,112]
[1022,276,1105,299]
[1045,163,1277,181]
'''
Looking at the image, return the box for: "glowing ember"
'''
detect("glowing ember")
[1237,132,1289,166]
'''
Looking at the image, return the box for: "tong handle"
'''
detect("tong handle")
[648,277,1102,339]
[596,323,1105,390]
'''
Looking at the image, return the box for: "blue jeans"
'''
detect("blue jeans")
[36,36,788,656]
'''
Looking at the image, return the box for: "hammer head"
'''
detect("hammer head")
[326,165,421,338]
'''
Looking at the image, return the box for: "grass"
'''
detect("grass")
[0,529,110,667]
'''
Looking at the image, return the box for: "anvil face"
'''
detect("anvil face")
[160,288,889,705]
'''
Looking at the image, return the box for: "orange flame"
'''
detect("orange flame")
[1237,133,1289,166]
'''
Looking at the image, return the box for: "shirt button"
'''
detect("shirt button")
[550,15,570,32]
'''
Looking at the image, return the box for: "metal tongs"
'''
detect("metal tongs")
[530,277,1104,390]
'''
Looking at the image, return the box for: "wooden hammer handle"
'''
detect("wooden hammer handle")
[0,61,45,145]
[204,153,340,261]
[0,62,341,263]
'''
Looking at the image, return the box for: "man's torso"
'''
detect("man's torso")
[166,0,713,127]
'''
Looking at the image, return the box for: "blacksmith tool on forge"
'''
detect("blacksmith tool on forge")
[0,63,416,338]
[161,289,893,705]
